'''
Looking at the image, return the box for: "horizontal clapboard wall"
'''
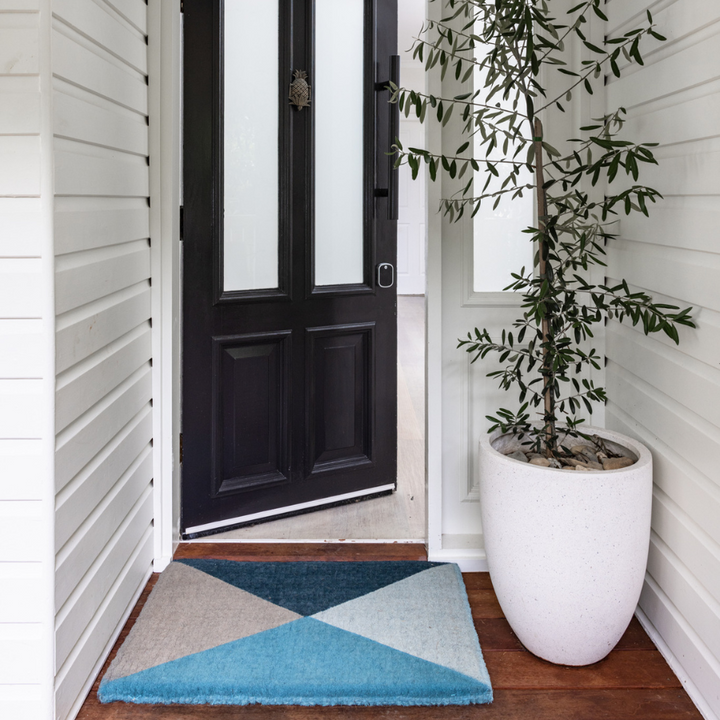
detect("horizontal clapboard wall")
[51,1,153,719]
[605,1,720,718]
[0,1,52,719]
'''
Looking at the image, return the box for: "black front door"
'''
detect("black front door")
[182,0,399,536]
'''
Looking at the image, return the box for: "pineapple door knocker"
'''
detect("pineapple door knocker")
[289,69,311,111]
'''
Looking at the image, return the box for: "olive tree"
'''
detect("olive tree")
[391,0,694,457]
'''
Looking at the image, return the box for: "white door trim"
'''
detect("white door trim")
[148,0,183,573]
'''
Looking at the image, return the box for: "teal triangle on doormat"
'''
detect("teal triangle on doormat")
[98,616,493,706]
[176,559,444,616]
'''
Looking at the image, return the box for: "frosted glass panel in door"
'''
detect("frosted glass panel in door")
[315,0,365,286]
[224,0,279,292]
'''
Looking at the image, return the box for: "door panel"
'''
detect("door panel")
[212,331,291,495]
[182,0,398,536]
[307,323,373,471]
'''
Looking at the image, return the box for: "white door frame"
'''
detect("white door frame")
[147,0,182,572]
[147,0,489,569]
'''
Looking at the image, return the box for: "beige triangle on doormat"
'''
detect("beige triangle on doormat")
[104,562,302,682]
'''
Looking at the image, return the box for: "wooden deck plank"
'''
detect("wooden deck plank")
[76,544,702,720]
[78,689,702,719]
[485,651,683,689]
[172,542,428,562]
[473,619,524,651]
[467,588,505,619]
[475,617,657,653]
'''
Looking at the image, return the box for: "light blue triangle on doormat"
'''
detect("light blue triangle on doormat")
[98,616,493,706]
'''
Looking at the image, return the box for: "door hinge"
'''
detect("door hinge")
[179,206,184,241]
[179,433,183,463]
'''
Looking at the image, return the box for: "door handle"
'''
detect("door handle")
[387,55,400,222]
[377,263,394,289]
[374,55,400,221]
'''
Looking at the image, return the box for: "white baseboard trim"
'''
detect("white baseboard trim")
[428,548,488,572]
[153,553,173,572]
[635,605,718,720]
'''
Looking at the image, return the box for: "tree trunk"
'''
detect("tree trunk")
[533,118,555,454]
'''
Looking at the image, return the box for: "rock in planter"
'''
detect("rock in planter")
[478,426,652,666]
[602,456,635,471]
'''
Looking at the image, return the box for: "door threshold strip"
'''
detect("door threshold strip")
[179,538,426,544]
[183,484,396,537]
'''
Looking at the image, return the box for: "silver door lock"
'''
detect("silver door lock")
[377,263,394,288]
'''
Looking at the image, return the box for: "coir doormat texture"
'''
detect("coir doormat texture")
[98,559,493,707]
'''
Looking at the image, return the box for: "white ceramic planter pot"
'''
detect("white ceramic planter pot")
[479,426,653,666]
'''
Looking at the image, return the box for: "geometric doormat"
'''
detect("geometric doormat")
[98,560,493,706]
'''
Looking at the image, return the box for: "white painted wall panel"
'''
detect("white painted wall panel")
[0,320,44,378]
[0,28,38,74]
[55,452,152,609]
[55,146,150,197]
[607,407,720,551]
[55,282,150,373]
[0,439,43,500]
[606,33,720,110]
[53,88,148,156]
[104,0,147,35]
[0,379,43,438]
[55,530,152,720]
[0,135,41,196]
[0,561,43,621]
[55,367,151,492]
[55,323,151,431]
[53,0,147,74]
[0,258,43,317]
[55,406,151,548]
[55,480,153,663]
[54,198,149,255]
[52,27,147,114]
[605,2,720,717]
[0,624,44,683]
[640,577,720,720]
[0,92,41,134]
[0,500,43,562]
[0,0,39,9]
[0,4,52,716]
[618,198,719,255]
[51,2,153,716]
[55,239,150,314]
[0,686,44,720]
[0,198,44,256]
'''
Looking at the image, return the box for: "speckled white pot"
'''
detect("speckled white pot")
[479,426,652,666]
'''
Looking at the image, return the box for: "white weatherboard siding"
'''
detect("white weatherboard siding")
[0,1,54,718]
[605,1,720,718]
[51,1,153,718]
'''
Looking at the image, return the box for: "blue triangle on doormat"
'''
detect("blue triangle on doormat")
[99,617,492,706]
[175,559,444,615]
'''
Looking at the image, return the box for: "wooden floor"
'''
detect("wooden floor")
[206,295,426,541]
[77,543,702,720]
